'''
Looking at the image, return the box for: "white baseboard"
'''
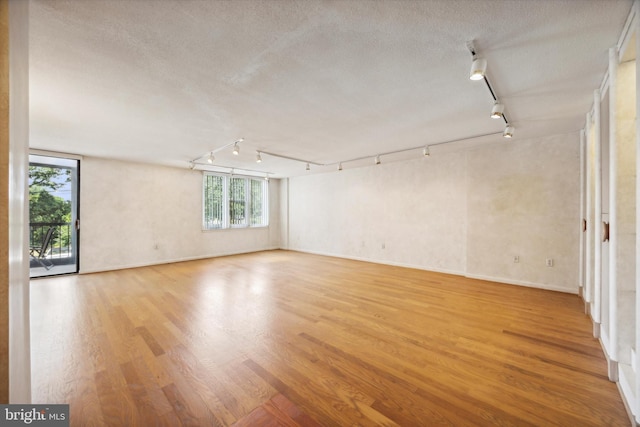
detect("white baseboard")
[287,248,576,293]
[79,246,281,274]
[464,273,577,294]
[286,248,467,277]
[618,364,638,426]
[585,300,591,316]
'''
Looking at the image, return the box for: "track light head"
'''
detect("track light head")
[256,152,262,163]
[233,143,240,155]
[189,162,196,170]
[338,162,343,171]
[469,57,487,81]
[207,152,215,164]
[264,174,269,181]
[423,146,430,157]
[491,102,504,119]
[375,155,381,165]
[306,163,310,171]
[503,125,514,139]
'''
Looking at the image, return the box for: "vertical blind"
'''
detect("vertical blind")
[203,174,225,229]
[203,173,268,229]
[250,179,268,226]
[229,177,247,227]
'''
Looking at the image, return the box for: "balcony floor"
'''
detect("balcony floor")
[30,261,77,278]
[30,264,76,278]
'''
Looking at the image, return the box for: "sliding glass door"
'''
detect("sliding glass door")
[29,154,79,277]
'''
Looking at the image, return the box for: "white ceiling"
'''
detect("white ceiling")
[29,0,633,177]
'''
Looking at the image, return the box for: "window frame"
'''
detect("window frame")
[202,172,269,230]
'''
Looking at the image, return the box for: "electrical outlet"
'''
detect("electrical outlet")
[546,258,554,267]
[513,255,519,263]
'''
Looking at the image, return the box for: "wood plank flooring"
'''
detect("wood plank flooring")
[30,250,630,426]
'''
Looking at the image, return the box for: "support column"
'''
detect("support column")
[586,113,594,315]
[2,0,30,403]
[594,90,603,338]
[579,129,586,298]
[635,1,640,421]
[609,46,619,381]
[0,0,9,403]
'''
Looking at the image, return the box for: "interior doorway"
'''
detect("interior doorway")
[29,154,79,277]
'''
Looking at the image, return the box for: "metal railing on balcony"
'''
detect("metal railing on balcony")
[29,222,75,268]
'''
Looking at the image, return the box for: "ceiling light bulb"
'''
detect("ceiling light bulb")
[375,155,381,165]
[256,152,262,163]
[503,125,514,139]
[207,152,215,164]
[233,143,240,155]
[469,57,487,81]
[423,146,430,157]
[306,163,310,171]
[491,102,504,119]
[338,162,343,171]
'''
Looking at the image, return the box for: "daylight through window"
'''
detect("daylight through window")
[203,173,268,229]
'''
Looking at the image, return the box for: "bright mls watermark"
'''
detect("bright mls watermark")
[0,405,68,426]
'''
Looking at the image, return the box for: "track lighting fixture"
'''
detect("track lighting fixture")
[256,152,262,163]
[306,163,310,171]
[375,155,381,165]
[190,138,244,166]
[264,174,269,181]
[503,125,514,139]
[338,162,343,171]
[469,57,487,81]
[423,146,430,157]
[490,101,504,119]
[466,40,510,137]
[189,162,196,170]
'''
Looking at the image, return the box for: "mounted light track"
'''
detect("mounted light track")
[467,40,513,134]
[190,138,245,165]
[189,131,505,176]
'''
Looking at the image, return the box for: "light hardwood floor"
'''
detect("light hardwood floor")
[31,250,630,426]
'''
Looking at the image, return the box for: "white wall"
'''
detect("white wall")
[466,134,580,291]
[287,133,580,293]
[80,157,280,273]
[288,150,467,274]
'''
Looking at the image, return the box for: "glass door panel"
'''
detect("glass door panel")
[29,154,79,277]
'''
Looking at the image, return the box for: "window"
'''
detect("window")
[203,173,268,229]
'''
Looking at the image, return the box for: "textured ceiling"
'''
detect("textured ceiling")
[29,0,632,177]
